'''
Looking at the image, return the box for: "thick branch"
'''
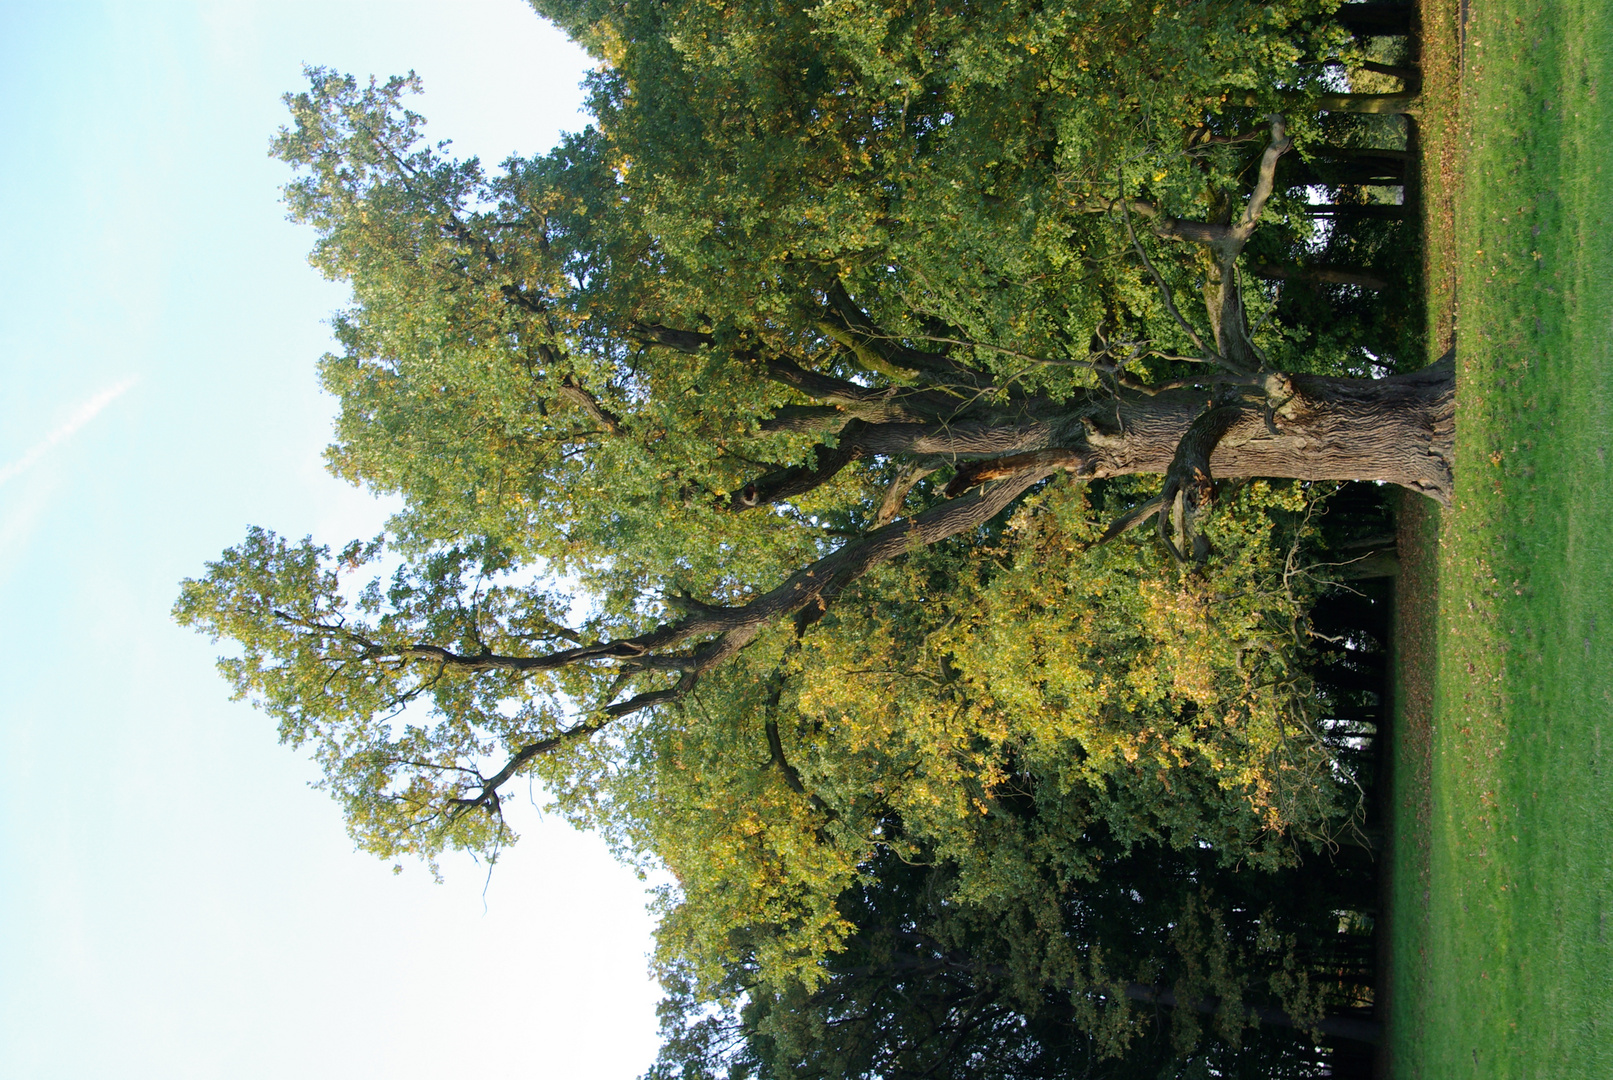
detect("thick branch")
[821,280,988,385]
[730,410,1058,514]
[1205,116,1290,368]
[557,375,624,434]
[1228,116,1292,248]
[944,449,1098,497]
[630,321,713,354]
[1084,196,1232,244]
[759,404,849,436]
[1158,402,1250,562]
[727,419,871,510]
[764,717,810,795]
[1096,495,1167,545]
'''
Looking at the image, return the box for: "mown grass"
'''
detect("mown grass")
[1389,0,1613,1074]
[1385,490,1438,1078]
[1380,2,1459,1072]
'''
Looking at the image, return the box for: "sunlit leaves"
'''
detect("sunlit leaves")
[174,528,602,870]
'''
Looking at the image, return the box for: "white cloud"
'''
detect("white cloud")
[0,376,139,489]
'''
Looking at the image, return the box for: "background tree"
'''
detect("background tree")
[648,836,1380,1080]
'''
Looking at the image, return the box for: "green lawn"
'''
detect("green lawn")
[1389,0,1613,1075]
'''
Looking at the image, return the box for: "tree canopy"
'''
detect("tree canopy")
[179,1,1432,1072]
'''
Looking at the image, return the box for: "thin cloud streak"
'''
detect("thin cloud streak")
[0,376,139,488]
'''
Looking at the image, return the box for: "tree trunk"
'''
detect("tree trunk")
[1248,263,1390,291]
[983,361,1455,506]
[1334,2,1414,38]
[1314,91,1420,115]
[1283,156,1406,187]
[1304,203,1410,221]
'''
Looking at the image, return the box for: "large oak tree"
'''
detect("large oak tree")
[179,0,1428,1046]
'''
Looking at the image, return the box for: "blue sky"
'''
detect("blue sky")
[0,3,663,1076]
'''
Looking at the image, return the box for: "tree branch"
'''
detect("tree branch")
[1096,494,1167,545]
[288,468,1058,820]
[943,449,1098,497]
[1228,116,1292,247]
[820,280,989,385]
[726,420,871,511]
[557,375,624,434]
[758,404,849,436]
[1118,189,1238,372]
[1083,196,1233,244]
[876,464,936,526]
[1157,402,1250,562]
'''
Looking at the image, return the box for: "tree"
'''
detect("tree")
[648,837,1380,1079]
[177,0,1428,1040]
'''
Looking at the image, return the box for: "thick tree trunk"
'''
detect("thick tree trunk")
[948,361,1454,506]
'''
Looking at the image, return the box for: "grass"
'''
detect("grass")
[1387,0,1613,1075]
[1385,489,1438,1078]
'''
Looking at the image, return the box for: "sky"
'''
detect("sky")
[0,3,665,1077]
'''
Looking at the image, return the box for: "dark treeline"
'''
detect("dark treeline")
[649,498,1396,1080]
